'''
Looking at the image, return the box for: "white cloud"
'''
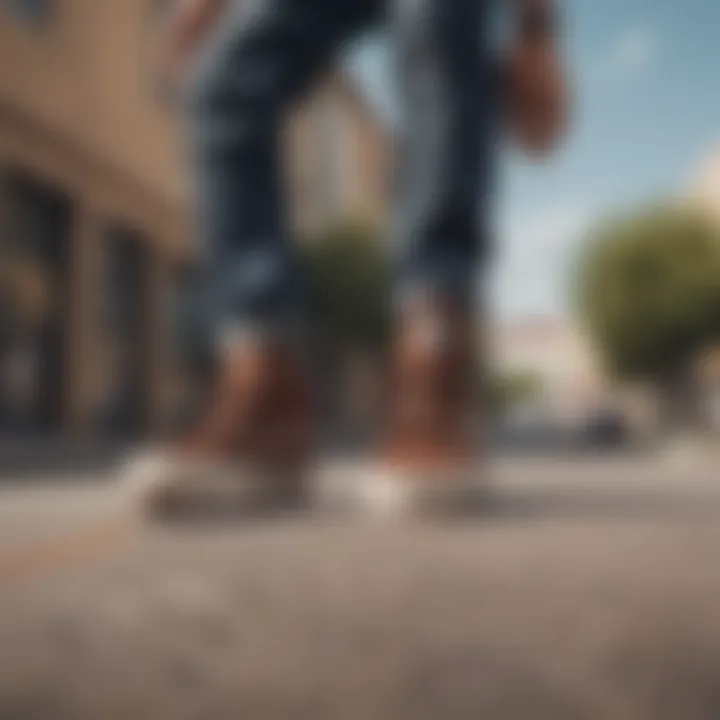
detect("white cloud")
[492,204,595,320]
[605,25,660,82]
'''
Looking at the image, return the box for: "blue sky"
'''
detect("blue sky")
[346,0,720,321]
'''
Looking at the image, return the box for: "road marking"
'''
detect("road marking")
[0,516,133,586]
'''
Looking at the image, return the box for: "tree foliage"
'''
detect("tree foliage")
[487,369,544,414]
[301,219,391,352]
[575,205,720,384]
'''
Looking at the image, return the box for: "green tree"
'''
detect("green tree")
[300,219,392,429]
[487,369,544,417]
[302,219,391,353]
[575,205,720,422]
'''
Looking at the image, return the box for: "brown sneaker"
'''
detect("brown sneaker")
[122,337,312,518]
[319,294,486,518]
[383,293,476,468]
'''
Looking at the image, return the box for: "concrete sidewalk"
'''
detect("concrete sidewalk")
[1,456,720,719]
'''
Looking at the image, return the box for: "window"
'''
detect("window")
[6,0,52,27]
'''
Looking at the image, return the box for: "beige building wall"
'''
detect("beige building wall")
[0,0,188,211]
[287,73,391,237]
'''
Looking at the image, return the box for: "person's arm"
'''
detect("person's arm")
[516,0,560,45]
[504,0,570,157]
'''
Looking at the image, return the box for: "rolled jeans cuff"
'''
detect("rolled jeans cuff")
[394,259,479,314]
[216,318,305,355]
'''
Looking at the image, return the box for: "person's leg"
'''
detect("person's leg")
[129,0,380,514]
[391,0,497,303]
[325,0,497,516]
[191,0,381,343]
[384,0,497,476]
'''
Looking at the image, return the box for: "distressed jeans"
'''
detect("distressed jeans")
[190,0,496,342]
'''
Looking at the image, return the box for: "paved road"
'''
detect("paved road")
[2,456,720,719]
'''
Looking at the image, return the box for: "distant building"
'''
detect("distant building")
[493,316,669,435]
[0,0,389,438]
[288,75,391,237]
[491,316,607,424]
[690,146,720,217]
[688,147,720,431]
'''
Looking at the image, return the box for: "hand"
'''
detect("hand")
[503,26,570,157]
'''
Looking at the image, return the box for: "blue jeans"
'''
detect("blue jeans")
[191,0,496,341]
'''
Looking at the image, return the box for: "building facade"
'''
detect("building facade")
[0,0,390,439]
[690,146,720,217]
[690,148,720,430]
[287,75,391,238]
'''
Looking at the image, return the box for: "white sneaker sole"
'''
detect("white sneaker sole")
[119,449,307,520]
[313,462,487,519]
